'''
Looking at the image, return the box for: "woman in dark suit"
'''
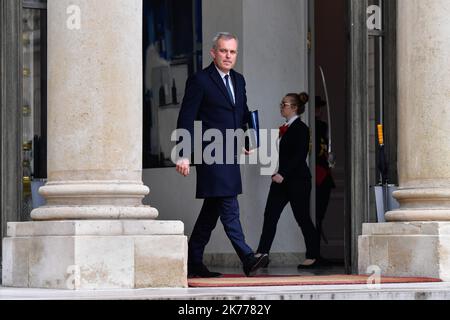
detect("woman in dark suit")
[256,92,320,269]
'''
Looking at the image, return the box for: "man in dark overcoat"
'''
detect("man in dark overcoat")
[176,32,268,278]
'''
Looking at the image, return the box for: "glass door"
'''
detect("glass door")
[21,0,47,220]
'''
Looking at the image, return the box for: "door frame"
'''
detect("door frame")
[347,0,369,274]
[347,0,397,274]
[0,0,23,261]
[0,0,48,266]
[308,0,365,273]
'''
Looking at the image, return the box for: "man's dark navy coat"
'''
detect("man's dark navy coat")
[177,63,250,199]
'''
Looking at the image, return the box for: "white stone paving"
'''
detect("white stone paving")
[1,267,450,300]
[2,282,450,300]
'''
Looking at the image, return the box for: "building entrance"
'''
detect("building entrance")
[311,0,348,267]
[0,0,398,275]
[310,0,397,272]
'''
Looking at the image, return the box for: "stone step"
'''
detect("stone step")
[1,282,450,300]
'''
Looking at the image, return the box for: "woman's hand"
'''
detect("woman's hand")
[272,174,284,184]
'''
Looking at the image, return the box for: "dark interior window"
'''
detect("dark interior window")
[143,0,203,169]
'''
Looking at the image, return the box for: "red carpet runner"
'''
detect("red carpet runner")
[188,274,442,288]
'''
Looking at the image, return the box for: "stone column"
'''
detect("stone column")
[32,0,157,220]
[2,0,187,289]
[359,0,450,280]
[385,0,450,222]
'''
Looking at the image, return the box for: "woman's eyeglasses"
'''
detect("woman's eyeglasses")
[280,103,296,109]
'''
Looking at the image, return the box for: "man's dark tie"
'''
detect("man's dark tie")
[224,75,235,105]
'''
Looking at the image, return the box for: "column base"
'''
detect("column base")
[386,209,450,222]
[2,220,188,289]
[31,205,159,221]
[386,188,450,221]
[358,222,450,281]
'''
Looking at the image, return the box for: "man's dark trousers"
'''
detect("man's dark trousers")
[188,197,254,266]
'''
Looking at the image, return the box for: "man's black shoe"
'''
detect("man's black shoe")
[243,254,269,277]
[188,264,223,278]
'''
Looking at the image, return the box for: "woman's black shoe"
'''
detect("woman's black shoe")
[297,259,321,269]
[255,253,270,268]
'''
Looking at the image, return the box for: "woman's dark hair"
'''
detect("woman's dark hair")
[285,92,309,115]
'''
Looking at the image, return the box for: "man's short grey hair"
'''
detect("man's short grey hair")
[212,32,239,50]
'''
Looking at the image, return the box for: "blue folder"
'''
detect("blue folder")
[246,110,260,150]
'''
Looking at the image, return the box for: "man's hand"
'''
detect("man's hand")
[176,158,191,177]
[272,174,284,184]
